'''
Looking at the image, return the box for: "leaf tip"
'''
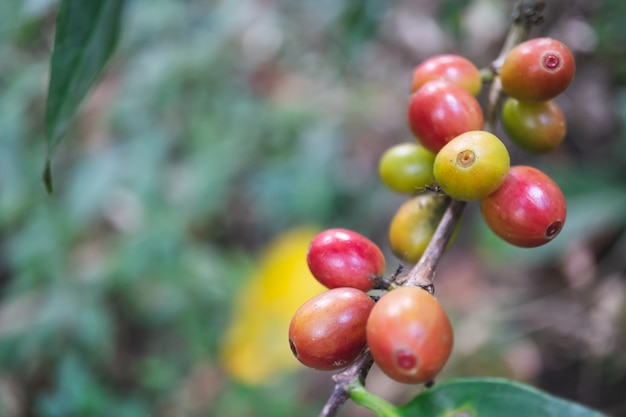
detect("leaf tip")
[43,159,54,194]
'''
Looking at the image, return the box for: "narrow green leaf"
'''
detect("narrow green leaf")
[398,378,607,417]
[44,0,126,189]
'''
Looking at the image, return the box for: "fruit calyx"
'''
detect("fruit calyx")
[456,149,476,167]
[542,53,561,70]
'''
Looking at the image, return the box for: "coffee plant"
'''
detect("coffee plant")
[31,0,626,416]
[285,1,608,416]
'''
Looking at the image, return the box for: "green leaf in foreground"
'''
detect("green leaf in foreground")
[398,378,607,417]
[44,0,126,191]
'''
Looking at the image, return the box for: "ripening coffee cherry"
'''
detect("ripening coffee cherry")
[501,97,566,153]
[307,228,385,292]
[367,286,454,384]
[433,130,510,201]
[480,165,567,248]
[289,288,375,371]
[388,192,461,264]
[500,37,575,102]
[411,54,482,96]
[378,143,436,194]
[408,80,484,153]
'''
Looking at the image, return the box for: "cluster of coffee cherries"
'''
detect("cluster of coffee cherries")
[288,37,575,387]
[380,37,574,255]
[288,228,453,383]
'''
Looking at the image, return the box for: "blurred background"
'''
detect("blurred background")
[1,0,625,416]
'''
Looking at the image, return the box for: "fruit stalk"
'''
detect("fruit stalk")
[485,0,544,131]
[318,1,546,416]
[398,197,466,289]
[319,348,374,417]
[348,380,403,417]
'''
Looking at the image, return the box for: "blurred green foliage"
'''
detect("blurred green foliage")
[1,0,626,416]
[0,0,395,415]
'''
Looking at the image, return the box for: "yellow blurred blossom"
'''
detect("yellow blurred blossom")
[219,227,326,385]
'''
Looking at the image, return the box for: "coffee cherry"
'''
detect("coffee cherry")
[433,130,510,201]
[480,165,566,248]
[411,54,482,96]
[408,80,484,153]
[367,286,453,384]
[307,229,385,292]
[501,97,566,153]
[289,288,375,371]
[379,143,436,194]
[388,192,461,264]
[500,37,575,102]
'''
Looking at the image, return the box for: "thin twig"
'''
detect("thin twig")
[318,1,546,416]
[318,349,374,417]
[398,198,467,290]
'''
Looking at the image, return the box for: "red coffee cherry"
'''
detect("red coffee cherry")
[378,143,436,194]
[411,54,482,96]
[433,130,510,201]
[501,97,566,154]
[500,37,575,102]
[367,286,454,384]
[307,228,385,292]
[407,80,484,153]
[289,288,375,371]
[480,165,567,248]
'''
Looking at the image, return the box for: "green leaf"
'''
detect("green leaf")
[44,0,126,191]
[398,378,607,417]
